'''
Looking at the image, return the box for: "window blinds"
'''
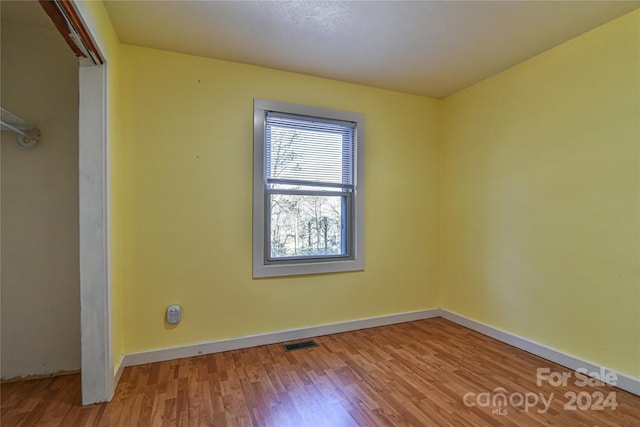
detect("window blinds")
[265,112,355,188]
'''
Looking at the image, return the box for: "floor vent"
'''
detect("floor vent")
[283,340,318,351]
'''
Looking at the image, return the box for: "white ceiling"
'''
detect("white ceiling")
[4,1,639,99]
[102,0,640,98]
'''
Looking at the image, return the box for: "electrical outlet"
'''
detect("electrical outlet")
[167,305,181,324]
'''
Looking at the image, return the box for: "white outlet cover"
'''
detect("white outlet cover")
[167,304,181,324]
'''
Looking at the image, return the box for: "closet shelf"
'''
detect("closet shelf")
[1,107,40,148]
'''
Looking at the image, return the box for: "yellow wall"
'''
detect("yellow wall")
[87,1,639,381]
[441,11,640,377]
[115,45,441,353]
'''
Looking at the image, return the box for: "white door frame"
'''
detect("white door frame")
[78,63,112,405]
[75,1,113,405]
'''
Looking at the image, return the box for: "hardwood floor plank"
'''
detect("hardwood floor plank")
[3,318,640,426]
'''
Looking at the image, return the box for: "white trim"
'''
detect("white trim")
[78,64,112,405]
[440,310,640,396]
[252,98,365,278]
[122,309,442,367]
[120,307,639,397]
[75,1,113,405]
[113,356,125,387]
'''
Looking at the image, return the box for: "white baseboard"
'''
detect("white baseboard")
[122,308,443,367]
[440,309,640,396]
[113,356,125,393]
[118,307,639,397]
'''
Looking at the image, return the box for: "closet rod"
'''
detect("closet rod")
[0,107,40,148]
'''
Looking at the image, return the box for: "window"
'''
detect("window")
[253,99,365,278]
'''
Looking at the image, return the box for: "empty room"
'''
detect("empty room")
[1,0,639,425]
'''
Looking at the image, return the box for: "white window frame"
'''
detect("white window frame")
[253,99,365,278]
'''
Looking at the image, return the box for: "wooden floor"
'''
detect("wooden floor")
[2,318,639,426]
